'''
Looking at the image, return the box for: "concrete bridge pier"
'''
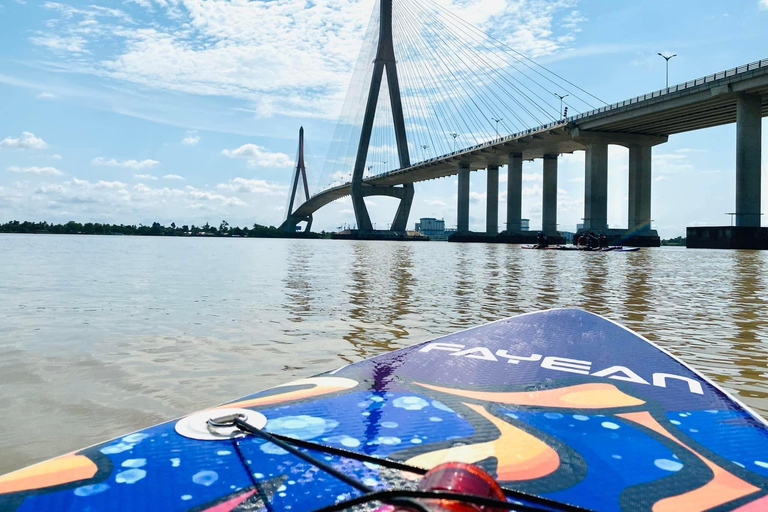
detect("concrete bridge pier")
[628,144,653,233]
[486,165,499,235]
[457,163,470,233]
[735,93,762,227]
[689,93,767,249]
[573,129,665,246]
[496,152,539,243]
[506,152,523,232]
[583,143,609,233]
[542,155,560,235]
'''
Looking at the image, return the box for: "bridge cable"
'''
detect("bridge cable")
[397,1,497,144]
[417,0,607,108]
[402,0,543,129]
[394,8,483,151]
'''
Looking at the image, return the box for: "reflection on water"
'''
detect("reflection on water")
[728,252,768,403]
[1,235,768,474]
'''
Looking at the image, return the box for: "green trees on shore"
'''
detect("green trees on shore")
[0,220,327,238]
[661,236,686,246]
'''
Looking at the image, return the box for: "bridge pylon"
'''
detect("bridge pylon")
[350,0,413,232]
[281,126,313,233]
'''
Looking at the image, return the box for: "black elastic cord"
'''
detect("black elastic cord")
[231,436,275,512]
[307,489,573,512]
[267,431,427,475]
[233,418,431,512]
[230,419,591,512]
[233,418,372,494]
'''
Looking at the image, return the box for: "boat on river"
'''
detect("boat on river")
[2,309,767,511]
[522,245,640,252]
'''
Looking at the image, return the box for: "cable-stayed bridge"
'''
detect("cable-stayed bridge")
[281,0,768,248]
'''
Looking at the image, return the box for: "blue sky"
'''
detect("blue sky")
[0,0,767,237]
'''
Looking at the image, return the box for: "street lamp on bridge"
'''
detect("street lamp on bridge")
[421,144,429,159]
[450,132,458,152]
[491,117,503,138]
[658,52,677,88]
[553,93,568,119]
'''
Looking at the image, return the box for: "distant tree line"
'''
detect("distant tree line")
[661,236,686,246]
[0,220,328,238]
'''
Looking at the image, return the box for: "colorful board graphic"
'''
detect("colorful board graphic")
[2,309,768,511]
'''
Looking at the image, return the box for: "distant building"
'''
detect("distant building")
[415,217,449,240]
[560,231,575,243]
[577,223,584,231]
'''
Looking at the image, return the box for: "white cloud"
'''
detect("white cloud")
[29,34,88,53]
[424,199,446,206]
[216,177,284,195]
[1,132,47,150]
[181,135,200,146]
[222,144,292,168]
[760,0,768,10]
[470,191,486,202]
[7,165,64,176]
[92,156,160,169]
[0,176,286,226]
[134,173,158,180]
[51,153,62,160]
[653,153,694,174]
[28,0,583,119]
[183,188,246,206]
[36,92,57,99]
[163,174,185,180]
[523,172,541,182]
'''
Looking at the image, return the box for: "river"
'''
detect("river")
[1,234,767,474]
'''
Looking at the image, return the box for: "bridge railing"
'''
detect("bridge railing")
[568,58,768,122]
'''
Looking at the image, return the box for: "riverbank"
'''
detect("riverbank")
[0,220,331,238]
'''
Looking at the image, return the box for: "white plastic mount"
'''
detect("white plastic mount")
[174,407,267,441]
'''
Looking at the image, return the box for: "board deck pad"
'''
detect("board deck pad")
[2,309,768,511]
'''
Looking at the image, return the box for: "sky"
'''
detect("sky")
[0,0,767,238]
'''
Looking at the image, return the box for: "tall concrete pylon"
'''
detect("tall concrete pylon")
[350,0,413,232]
[283,126,313,233]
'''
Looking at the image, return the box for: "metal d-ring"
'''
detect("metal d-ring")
[207,412,248,428]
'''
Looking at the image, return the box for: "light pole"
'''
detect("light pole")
[450,132,458,152]
[491,117,502,138]
[658,52,676,88]
[421,144,429,159]
[553,93,568,119]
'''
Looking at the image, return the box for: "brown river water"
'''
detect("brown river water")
[1,234,767,474]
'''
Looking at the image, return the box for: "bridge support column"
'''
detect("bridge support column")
[506,153,523,232]
[391,183,414,231]
[584,143,608,232]
[736,94,762,227]
[542,155,558,234]
[457,164,470,233]
[628,144,652,232]
[486,165,499,235]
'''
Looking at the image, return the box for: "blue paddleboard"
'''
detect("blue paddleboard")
[2,309,767,511]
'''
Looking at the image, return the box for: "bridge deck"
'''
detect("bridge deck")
[295,59,768,219]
